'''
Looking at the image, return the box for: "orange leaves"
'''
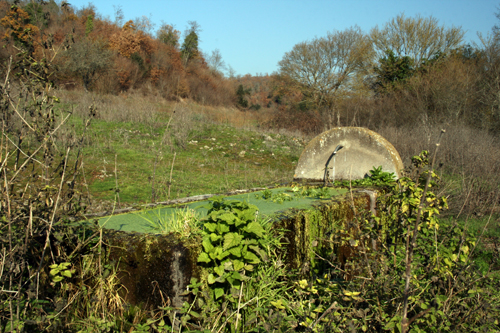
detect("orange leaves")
[122,20,136,32]
[0,5,39,44]
[150,67,166,85]
[109,21,154,58]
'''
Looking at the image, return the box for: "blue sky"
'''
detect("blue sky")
[67,0,499,76]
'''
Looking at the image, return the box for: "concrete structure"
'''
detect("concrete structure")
[294,127,404,182]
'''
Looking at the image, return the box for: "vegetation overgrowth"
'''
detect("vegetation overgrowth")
[0,1,499,332]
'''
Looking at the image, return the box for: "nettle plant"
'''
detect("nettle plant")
[334,165,397,187]
[197,197,267,300]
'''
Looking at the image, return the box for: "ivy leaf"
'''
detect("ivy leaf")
[198,252,211,263]
[210,233,222,242]
[223,232,243,251]
[244,221,264,238]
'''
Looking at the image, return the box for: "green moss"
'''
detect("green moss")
[276,190,374,276]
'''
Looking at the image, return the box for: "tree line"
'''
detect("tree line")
[1,1,500,136]
[0,0,235,105]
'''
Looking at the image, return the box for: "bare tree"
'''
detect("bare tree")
[370,13,465,66]
[133,14,155,36]
[277,25,374,121]
[113,5,124,27]
[207,48,226,75]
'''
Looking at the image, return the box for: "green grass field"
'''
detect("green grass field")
[69,110,304,207]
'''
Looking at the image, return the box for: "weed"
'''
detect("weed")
[138,207,201,236]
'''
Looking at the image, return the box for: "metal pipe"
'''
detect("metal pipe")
[323,145,343,187]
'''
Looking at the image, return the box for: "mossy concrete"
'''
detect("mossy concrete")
[100,187,377,308]
[103,230,201,309]
[276,189,378,276]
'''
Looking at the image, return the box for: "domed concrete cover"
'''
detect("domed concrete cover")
[294,127,404,182]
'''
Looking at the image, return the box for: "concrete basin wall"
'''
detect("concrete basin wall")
[101,188,378,308]
[294,127,404,182]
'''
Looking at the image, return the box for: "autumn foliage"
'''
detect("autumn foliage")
[1,0,500,141]
[0,1,237,105]
[1,5,39,52]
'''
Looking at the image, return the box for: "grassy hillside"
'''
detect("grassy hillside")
[56,90,305,212]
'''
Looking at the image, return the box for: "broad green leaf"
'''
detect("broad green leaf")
[270,299,286,309]
[224,261,233,271]
[207,274,216,284]
[217,223,230,234]
[233,259,245,271]
[229,246,242,257]
[204,222,217,233]
[218,212,236,224]
[210,233,221,242]
[239,209,256,223]
[231,271,242,281]
[52,276,63,283]
[216,250,230,261]
[234,217,245,227]
[223,232,243,250]
[244,251,261,264]
[244,221,264,238]
[202,238,214,253]
[214,288,224,299]
[249,245,267,261]
[214,264,225,277]
[444,258,452,267]
[61,270,72,278]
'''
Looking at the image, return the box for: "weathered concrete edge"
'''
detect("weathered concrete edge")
[84,186,280,219]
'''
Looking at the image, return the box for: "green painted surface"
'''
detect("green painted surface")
[97,187,348,233]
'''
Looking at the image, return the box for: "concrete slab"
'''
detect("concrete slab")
[294,127,404,182]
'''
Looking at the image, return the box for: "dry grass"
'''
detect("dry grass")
[379,124,500,216]
[55,88,499,216]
